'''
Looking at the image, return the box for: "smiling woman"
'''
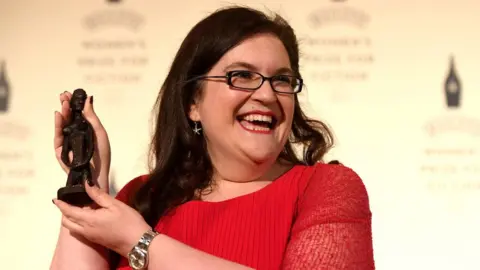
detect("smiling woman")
[50,5,374,270]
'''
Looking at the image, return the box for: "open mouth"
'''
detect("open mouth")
[236,113,278,133]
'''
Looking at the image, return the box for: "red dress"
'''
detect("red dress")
[114,163,375,269]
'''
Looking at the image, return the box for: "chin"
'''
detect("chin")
[244,148,280,165]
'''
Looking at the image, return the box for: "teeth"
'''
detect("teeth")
[241,122,271,132]
[242,114,273,123]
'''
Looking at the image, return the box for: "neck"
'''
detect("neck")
[211,151,273,183]
[200,152,292,202]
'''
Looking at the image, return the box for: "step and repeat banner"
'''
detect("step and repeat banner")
[1,0,479,269]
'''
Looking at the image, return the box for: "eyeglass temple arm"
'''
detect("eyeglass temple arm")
[185,75,227,83]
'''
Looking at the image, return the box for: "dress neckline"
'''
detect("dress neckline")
[184,164,303,206]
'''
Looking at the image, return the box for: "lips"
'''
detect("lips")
[236,111,278,132]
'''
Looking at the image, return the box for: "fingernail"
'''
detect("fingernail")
[52,199,55,204]
[90,96,94,104]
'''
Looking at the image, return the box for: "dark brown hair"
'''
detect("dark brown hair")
[133,5,334,229]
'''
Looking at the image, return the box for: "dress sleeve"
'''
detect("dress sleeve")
[114,175,148,205]
[282,164,375,270]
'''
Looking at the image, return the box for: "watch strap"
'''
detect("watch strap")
[139,229,159,247]
[128,229,160,269]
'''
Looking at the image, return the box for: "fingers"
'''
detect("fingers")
[83,96,105,132]
[59,91,72,123]
[85,182,113,208]
[54,111,65,149]
[54,91,72,149]
[53,199,90,224]
[61,100,71,123]
[61,215,84,234]
[60,91,72,104]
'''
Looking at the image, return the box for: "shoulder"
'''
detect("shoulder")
[296,162,371,219]
[114,174,150,204]
[298,162,367,194]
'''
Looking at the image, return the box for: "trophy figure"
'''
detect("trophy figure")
[57,89,95,206]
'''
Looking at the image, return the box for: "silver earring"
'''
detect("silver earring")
[193,121,202,135]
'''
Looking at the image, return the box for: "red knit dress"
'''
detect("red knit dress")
[114,163,374,269]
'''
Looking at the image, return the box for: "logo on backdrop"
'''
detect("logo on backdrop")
[421,55,480,192]
[444,56,461,109]
[77,0,148,89]
[303,0,374,102]
[83,0,144,32]
[0,60,31,141]
[0,60,34,209]
[308,1,369,29]
[424,56,479,137]
[0,60,11,113]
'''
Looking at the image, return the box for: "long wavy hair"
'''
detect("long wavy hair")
[131,6,335,228]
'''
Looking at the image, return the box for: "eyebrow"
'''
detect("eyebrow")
[223,61,294,75]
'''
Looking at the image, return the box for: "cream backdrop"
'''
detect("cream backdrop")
[1,0,479,269]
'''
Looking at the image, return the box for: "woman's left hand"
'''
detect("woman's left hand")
[53,183,151,257]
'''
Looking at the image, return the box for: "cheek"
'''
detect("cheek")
[198,86,243,129]
[280,97,295,124]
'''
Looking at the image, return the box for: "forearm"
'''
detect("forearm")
[50,225,109,270]
[147,234,254,270]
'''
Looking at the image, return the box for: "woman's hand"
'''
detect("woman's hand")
[54,92,111,191]
[53,183,151,257]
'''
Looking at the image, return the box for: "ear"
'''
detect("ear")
[189,103,201,122]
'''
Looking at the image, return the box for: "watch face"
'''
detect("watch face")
[128,249,146,270]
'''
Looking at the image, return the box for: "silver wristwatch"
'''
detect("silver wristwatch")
[128,229,160,270]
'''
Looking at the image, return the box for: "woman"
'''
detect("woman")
[51,6,374,270]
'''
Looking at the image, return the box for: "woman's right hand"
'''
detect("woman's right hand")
[54,92,111,192]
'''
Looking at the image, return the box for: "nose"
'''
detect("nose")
[250,80,277,104]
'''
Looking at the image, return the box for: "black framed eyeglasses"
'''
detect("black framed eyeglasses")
[189,70,303,94]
